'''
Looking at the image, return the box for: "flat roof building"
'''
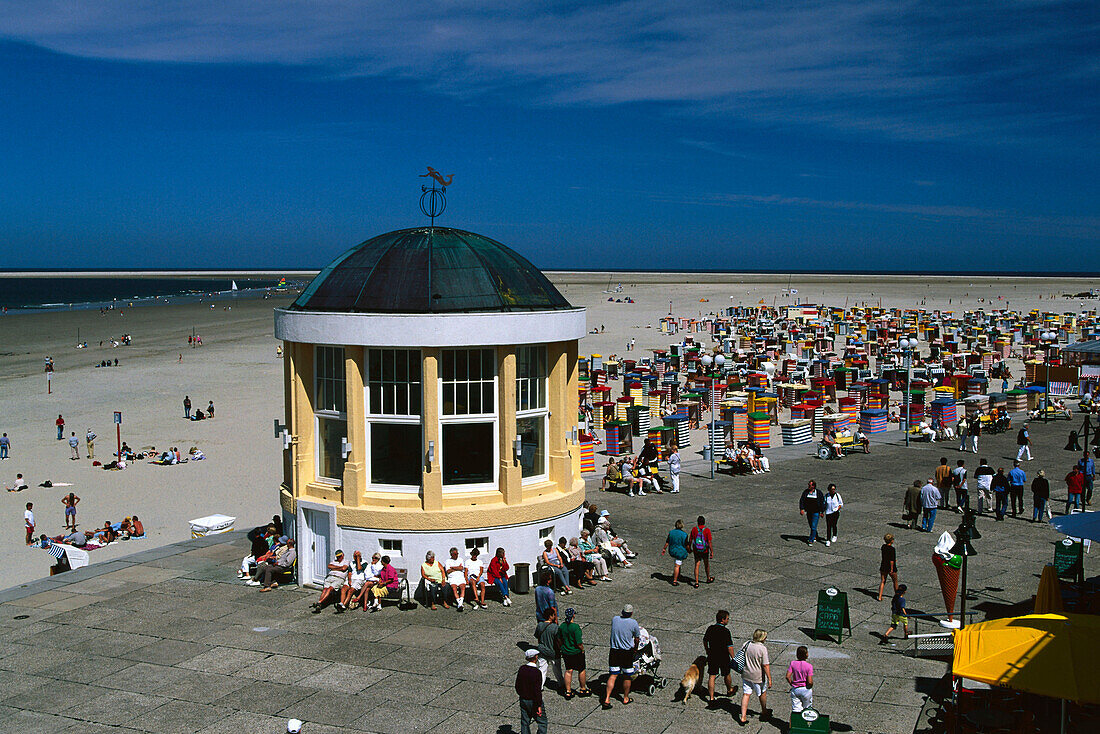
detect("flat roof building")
[273,226,586,584]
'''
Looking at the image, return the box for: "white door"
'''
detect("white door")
[303,508,330,584]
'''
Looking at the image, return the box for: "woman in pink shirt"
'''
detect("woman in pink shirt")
[785,646,814,713]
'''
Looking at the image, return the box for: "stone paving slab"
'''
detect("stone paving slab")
[0,418,1089,733]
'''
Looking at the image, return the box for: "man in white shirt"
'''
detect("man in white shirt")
[465,548,488,609]
[24,502,35,545]
[920,479,942,533]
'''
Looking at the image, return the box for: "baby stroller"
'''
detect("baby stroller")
[633,628,668,696]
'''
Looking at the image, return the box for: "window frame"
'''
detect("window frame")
[313,346,347,486]
[516,345,549,484]
[440,348,499,492]
[364,349,424,493]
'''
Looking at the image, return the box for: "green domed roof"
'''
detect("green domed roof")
[291,227,572,314]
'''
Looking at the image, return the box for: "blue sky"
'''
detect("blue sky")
[0,1,1097,272]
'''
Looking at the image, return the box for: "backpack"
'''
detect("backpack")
[692,528,708,552]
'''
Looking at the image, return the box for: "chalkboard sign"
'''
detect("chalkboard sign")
[1054,539,1084,583]
[814,587,851,643]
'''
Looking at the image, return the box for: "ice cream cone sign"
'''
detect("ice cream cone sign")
[933,531,962,625]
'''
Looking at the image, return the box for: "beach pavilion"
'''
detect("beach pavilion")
[273,226,587,585]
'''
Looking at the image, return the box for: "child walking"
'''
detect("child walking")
[881,584,908,645]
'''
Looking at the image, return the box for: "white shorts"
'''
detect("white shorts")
[349,578,365,591]
[742,679,765,697]
[674,559,683,566]
[446,571,466,586]
[791,686,813,712]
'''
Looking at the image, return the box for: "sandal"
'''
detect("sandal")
[564,691,574,700]
[622,698,632,705]
[577,688,591,697]
[671,581,679,586]
[693,581,699,588]
[707,576,715,583]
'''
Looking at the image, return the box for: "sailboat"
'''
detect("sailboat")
[231,280,238,291]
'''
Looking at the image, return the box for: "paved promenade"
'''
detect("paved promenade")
[0,418,1089,733]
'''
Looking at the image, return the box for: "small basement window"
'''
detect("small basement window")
[378,538,403,557]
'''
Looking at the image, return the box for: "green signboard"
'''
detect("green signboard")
[1054,539,1084,583]
[791,710,831,734]
[814,587,851,643]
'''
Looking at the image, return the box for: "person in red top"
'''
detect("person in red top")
[1065,465,1085,513]
[56,414,65,441]
[488,547,513,607]
[687,516,714,588]
[364,555,399,612]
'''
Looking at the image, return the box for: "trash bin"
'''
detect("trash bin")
[513,562,531,594]
[702,445,712,461]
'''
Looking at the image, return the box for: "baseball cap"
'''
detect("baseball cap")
[525,649,539,659]
[287,719,303,733]
[334,549,344,557]
[622,604,634,615]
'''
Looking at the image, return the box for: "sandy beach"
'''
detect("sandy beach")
[1,273,1097,588]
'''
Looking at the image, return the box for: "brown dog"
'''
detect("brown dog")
[676,655,708,705]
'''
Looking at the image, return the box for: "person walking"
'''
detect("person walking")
[877,534,898,601]
[687,516,714,587]
[785,646,814,714]
[535,571,557,622]
[799,481,825,545]
[970,413,982,453]
[1065,465,1085,513]
[56,414,65,441]
[974,459,995,514]
[534,607,563,691]
[1077,451,1095,505]
[935,457,952,509]
[668,447,681,493]
[1008,461,1027,517]
[61,492,80,531]
[24,502,35,545]
[991,468,1010,521]
[85,428,96,460]
[823,484,843,545]
[951,459,968,513]
[703,609,736,704]
[738,629,772,725]
[1031,470,1051,522]
[601,604,640,709]
[1016,424,1033,461]
[0,432,10,460]
[904,480,923,529]
[558,608,589,698]
[184,395,192,419]
[920,478,941,532]
[516,649,548,734]
[67,432,80,460]
[881,584,909,645]
[660,519,690,585]
[957,416,969,453]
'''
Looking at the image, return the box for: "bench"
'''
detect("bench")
[715,458,751,475]
[817,435,868,460]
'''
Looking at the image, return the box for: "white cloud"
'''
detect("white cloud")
[1,1,1095,142]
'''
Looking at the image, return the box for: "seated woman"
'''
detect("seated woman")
[342,551,371,610]
[593,519,632,567]
[854,427,871,453]
[565,537,597,587]
[353,552,382,608]
[465,548,488,609]
[578,531,612,581]
[188,447,205,460]
[420,551,447,610]
[541,538,572,594]
[823,429,843,458]
[487,547,512,607]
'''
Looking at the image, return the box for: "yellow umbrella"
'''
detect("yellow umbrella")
[953,613,1100,704]
[1035,565,1064,614]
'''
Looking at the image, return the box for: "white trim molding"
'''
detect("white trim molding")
[274,307,586,348]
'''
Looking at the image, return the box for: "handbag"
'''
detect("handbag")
[733,642,749,675]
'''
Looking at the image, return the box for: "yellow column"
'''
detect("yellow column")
[421,349,443,511]
[498,347,522,505]
[342,346,365,508]
[291,343,315,496]
[547,341,573,490]
[282,342,293,490]
[566,339,581,480]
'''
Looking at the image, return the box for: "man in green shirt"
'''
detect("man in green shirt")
[557,607,589,698]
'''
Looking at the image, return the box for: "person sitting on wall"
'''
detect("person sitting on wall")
[364,555,399,612]
[444,547,469,611]
[421,550,447,610]
[252,538,296,591]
